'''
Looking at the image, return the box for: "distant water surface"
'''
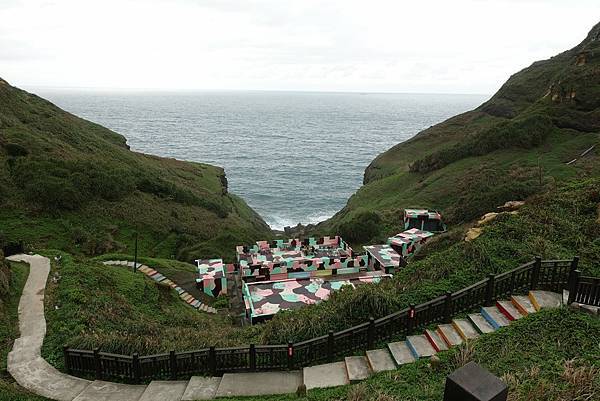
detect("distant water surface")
[37,90,487,229]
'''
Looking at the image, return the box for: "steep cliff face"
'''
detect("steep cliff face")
[324,22,600,244]
[0,80,271,261]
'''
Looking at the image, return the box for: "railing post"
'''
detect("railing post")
[407,304,416,334]
[169,350,177,380]
[568,256,580,289]
[443,292,453,323]
[287,342,294,370]
[209,346,216,376]
[531,256,542,290]
[567,270,580,305]
[93,348,102,380]
[63,346,71,374]
[367,317,375,349]
[485,274,495,307]
[132,353,141,384]
[327,331,334,362]
[249,344,256,371]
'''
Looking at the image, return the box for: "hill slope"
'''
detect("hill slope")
[0,79,271,261]
[320,22,600,243]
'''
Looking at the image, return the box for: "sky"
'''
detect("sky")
[1,0,599,94]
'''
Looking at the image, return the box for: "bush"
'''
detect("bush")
[337,211,381,244]
[3,143,28,157]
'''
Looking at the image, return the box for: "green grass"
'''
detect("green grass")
[222,308,600,401]
[41,251,257,365]
[0,258,51,401]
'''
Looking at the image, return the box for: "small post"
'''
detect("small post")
[132,353,141,384]
[169,350,177,380]
[249,344,256,371]
[568,256,580,289]
[444,292,453,323]
[209,346,216,376]
[63,345,71,374]
[93,348,102,380]
[531,256,542,289]
[367,317,375,349]
[407,304,416,334]
[287,342,294,370]
[567,270,581,305]
[485,274,495,307]
[327,331,334,362]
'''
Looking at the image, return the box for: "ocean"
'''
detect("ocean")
[36,90,487,230]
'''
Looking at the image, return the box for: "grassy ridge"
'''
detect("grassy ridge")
[0,78,272,262]
[319,23,600,244]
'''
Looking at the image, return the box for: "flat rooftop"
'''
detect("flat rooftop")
[243,272,391,322]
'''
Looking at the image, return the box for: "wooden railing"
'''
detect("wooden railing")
[64,257,579,383]
[568,270,600,307]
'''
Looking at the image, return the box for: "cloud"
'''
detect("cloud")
[2,0,599,93]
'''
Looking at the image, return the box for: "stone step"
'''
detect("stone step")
[468,313,495,334]
[365,349,396,373]
[406,335,437,359]
[529,290,562,311]
[72,380,146,401]
[496,300,523,321]
[181,377,221,401]
[344,356,371,382]
[481,306,510,330]
[387,341,416,365]
[425,329,448,352]
[138,381,187,401]
[511,295,537,316]
[452,319,480,341]
[437,324,463,347]
[216,371,302,397]
[303,362,349,390]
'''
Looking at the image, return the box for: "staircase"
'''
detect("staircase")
[303,290,563,389]
[102,260,217,314]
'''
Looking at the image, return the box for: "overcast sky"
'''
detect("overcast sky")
[1,0,599,94]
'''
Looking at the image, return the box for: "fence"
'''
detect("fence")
[64,257,580,383]
[568,270,600,307]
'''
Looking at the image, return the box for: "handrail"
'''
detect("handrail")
[64,256,580,383]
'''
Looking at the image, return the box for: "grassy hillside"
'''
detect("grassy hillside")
[227,308,600,401]
[319,22,600,244]
[0,79,271,262]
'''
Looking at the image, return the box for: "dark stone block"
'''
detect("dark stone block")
[444,361,508,401]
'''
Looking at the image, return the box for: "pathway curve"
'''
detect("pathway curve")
[6,254,572,401]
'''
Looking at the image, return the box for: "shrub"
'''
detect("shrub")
[337,211,381,244]
[3,143,28,157]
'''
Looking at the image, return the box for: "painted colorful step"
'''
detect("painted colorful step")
[437,324,463,347]
[511,295,537,316]
[452,319,480,341]
[345,356,371,382]
[425,329,448,352]
[387,341,416,365]
[481,306,510,330]
[496,300,523,321]
[468,313,495,334]
[529,290,562,311]
[365,349,396,373]
[406,335,437,358]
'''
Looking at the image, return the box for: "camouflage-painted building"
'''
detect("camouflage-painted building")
[195,259,227,297]
[404,208,446,232]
